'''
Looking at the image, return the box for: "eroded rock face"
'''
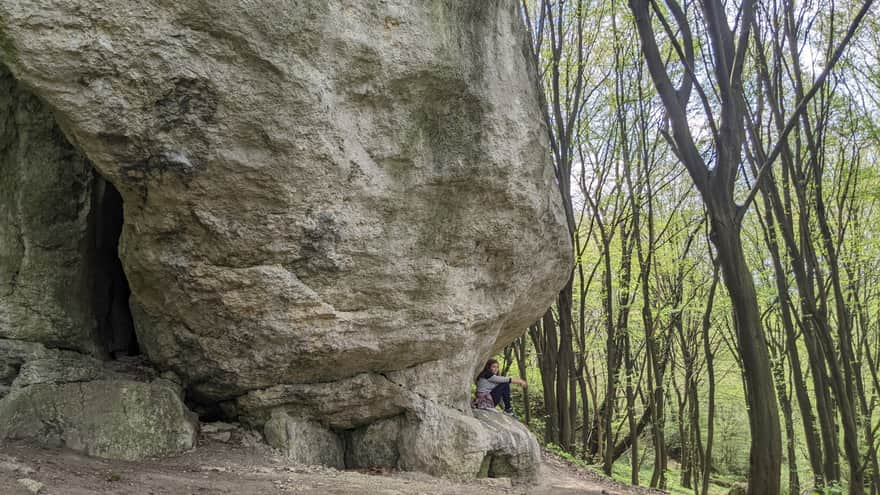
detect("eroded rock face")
[398,402,541,481]
[0,350,198,460]
[0,379,197,460]
[0,65,100,355]
[0,0,570,478]
[265,410,346,469]
[270,399,541,482]
[0,63,198,461]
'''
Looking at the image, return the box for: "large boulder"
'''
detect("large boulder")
[0,355,198,460]
[471,409,542,480]
[0,0,570,477]
[397,402,540,482]
[269,398,541,483]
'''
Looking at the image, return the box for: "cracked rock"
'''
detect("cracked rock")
[0,65,100,356]
[11,352,104,388]
[0,378,198,460]
[264,410,345,469]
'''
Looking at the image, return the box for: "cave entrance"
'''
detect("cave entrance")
[94,176,139,358]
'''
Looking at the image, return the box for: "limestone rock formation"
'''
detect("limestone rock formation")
[0,0,570,479]
[345,416,403,470]
[0,351,198,460]
[0,64,100,355]
[271,399,542,482]
[397,402,541,481]
[265,410,346,469]
[0,378,197,460]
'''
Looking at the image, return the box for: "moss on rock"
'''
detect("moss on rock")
[0,378,198,460]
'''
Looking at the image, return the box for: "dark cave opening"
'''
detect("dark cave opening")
[187,393,227,423]
[94,176,140,358]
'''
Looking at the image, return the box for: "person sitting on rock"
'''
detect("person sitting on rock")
[472,358,527,416]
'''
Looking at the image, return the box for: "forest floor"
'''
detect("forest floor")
[0,428,666,495]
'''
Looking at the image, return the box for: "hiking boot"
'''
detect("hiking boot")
[503,409,518,419]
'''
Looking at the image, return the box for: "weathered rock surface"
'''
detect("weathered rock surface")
[264,410,345,469]
[0,340,110,397]
[234,371,408,429]
[345,416,402,470]
[0,356,198,460]
[0,340,46,386]
[0,65,100,355]
[398,403,540,482]
[269,399,540,482]
[16,477,43,494]
[0,346,198,460]
[0,0,570,478]
[200,421,237,443]
[10,351,104,388]
[472,409,541,480]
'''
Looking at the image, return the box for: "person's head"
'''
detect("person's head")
[479,359,500,380]
[487,359,499,375]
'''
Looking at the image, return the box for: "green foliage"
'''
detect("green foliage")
[518,0,880,493]
[545,443,589,468]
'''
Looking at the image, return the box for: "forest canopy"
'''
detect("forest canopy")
[510,1,879,494]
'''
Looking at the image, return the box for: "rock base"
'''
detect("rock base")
[264,410,345,469]
[0,347,198,461]
[265,401,540,482]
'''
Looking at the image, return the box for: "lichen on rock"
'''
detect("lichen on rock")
[0,64,100,355]
[0,358,198,461]
[264,410,345,469]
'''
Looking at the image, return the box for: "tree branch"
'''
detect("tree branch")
[629,0,708,193]
[738,0,876,222]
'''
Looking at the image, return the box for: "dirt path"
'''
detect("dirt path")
[0,437,663,495]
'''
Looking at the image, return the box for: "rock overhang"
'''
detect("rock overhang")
[0,0,571,478]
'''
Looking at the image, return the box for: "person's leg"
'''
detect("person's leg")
[490,382,512,411]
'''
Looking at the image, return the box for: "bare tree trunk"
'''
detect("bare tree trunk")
[577,372,590,459]
[530,313,559,445]
[700,263,719,495]
[768,323,800,495]
[688,362,703,492]
[672,370,690,488]
[710,213,782,495]
[601,246,618,475]
[556,279,575,451]
[752,174,826,488]
[624,329,638,485]
[639,197,667,490]
[629,1,783,491]
[513,335,531,426]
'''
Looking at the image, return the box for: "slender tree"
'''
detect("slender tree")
[628,1,782,492]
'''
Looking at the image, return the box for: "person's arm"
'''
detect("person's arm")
[489,375,528,388]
